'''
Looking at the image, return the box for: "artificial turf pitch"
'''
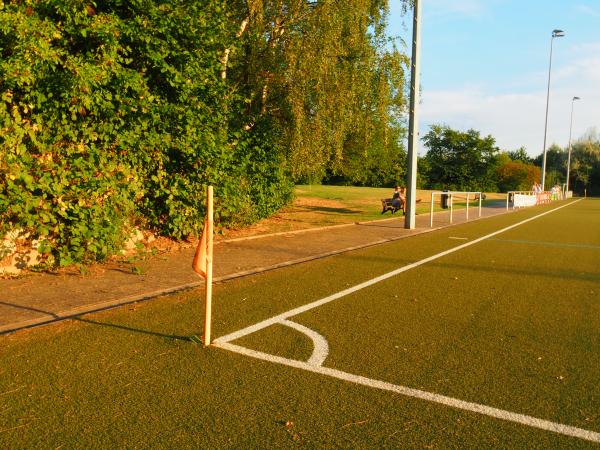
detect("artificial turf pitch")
[1,199,599,448]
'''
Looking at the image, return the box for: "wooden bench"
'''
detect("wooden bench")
[380,197,422,215]
[381,198,402,214]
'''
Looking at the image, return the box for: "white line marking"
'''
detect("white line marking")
[214,200,582,346]
[280,320,329,366]
[449,236,469,240]
[215,341,600,444]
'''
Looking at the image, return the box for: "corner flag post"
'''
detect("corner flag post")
[204,186,214,346]
[192,185,214,346]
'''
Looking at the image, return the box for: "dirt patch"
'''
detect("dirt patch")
[215,195,355,241]
[293,196,347,209]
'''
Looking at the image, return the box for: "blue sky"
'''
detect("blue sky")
[389,0,600,156]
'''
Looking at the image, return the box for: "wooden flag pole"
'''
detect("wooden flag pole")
[203,186,214,346]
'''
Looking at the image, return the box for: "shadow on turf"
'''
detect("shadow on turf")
[73,317,192,342]
[427,261,599,282]
[0,299,192,341]
[0,300,60,318]
[298,205,360,215]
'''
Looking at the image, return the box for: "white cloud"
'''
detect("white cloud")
[556,42,600,83]
[419,88,546,155]
[570,42,600,53]
[574,56,600,82]
[575,4,600,18]
[417,45,600,157]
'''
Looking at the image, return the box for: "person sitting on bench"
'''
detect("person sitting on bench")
[381,187,421,215]
[381,186,410,214]
[381,186,405,215]
[391,186,403,210]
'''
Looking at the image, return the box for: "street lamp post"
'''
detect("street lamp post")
[405,0,421,229]
[565,96,580,194]
[541,29,565,191]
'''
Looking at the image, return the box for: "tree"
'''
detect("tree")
[533,144,566,188]
[533,136,600,195]
[0,0,286,265]
[0,0,414,267]
[507,147,533,164]
[495,161,540,192]
[422,125,499,191]
[225,0,410,184]
[569,139,600,196]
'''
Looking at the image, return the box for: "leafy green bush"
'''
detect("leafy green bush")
[0,0,293,267]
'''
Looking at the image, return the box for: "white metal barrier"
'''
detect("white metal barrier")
[506,191,534,210]
[506,190,559,210]
[429,191,483,227]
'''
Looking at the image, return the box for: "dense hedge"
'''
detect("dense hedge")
[0,0,292,266]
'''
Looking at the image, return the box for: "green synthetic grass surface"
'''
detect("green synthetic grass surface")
[1,199,599,448]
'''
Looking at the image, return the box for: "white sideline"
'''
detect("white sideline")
[280,320,329,366]
[215,341,600,444]
[214,199,582,346]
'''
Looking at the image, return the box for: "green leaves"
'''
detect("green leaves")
[228,0,409,185]
[496,160,541,192]
[423,125,500,192]
[0,0,295,268]
[1,0,413,269]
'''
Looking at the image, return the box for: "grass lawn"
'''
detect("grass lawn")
[1,199,596,448]
[220,184,506,240]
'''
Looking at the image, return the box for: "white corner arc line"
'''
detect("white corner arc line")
[215,341,600,444]
[280,320,329,366]
[214,200,582,346]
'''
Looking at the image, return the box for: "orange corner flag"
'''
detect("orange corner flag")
[192,219,208,278]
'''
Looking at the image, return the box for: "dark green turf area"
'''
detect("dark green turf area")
[1,199,598,448]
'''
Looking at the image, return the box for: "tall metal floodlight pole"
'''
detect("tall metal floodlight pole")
[541,29,565,190]
[566,96,580,193]
[405,0,421,229]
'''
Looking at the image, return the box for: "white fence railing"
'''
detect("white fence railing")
[506,191,534,210]
[429,191,483,227]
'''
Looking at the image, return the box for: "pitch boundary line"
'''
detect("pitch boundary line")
[215,199,582,346]
[214,341,600,443]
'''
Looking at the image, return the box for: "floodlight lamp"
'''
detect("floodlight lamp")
[552,29,565,37]
[573,96,580,101]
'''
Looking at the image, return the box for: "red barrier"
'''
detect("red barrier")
[536,192,551,205]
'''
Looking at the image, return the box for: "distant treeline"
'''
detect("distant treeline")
[0,0,410,266]
[331,123,600,197]
[415,125,600,196]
